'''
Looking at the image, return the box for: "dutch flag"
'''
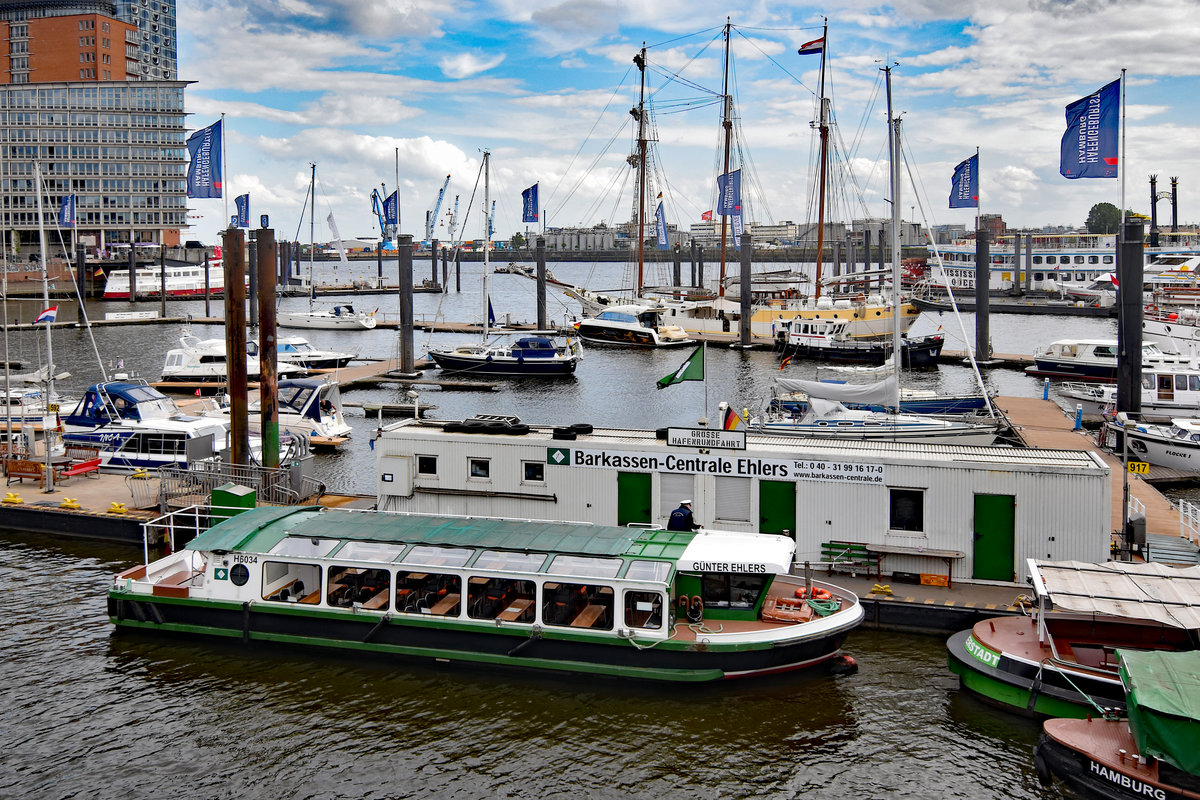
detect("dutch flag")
[34,306,57,324]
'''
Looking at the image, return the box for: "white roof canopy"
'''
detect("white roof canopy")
[678,530,795,575]
[1029,559,1200,629]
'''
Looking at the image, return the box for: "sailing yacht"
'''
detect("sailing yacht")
[277,163,377,331]
[744,66,1002,445]
[427,151,582,377]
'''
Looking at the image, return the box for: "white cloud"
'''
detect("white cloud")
[439,52,507,79]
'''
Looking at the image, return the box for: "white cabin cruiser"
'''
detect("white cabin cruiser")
[573,304,692,347]
[161,332,307,383]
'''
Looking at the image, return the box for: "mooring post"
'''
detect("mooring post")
[127,245,137,304]
[974,229,991,359]
[536,236,547,330]
[256,227,278,469]
[1117,220,1145,416]
[398,234,415,374]
[739,233,752,346]
[222,228,250,466]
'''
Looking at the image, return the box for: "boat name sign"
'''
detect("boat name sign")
[549,447,886,484]
[964,634,1001,668]
[666,427,746,450]
[1088,760,1167,800]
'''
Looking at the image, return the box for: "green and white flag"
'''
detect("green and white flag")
[656,344,704,390]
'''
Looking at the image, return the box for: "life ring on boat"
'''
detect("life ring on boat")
[687,595,703,623]
[795,586,832,601]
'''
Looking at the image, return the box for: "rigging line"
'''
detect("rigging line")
[553,117,629,224]
[544,62,636,212]
[730,26,817,97]
[49,217,106,381]
[645,25,723,51]
[655,98,724,116]
[292,175,312,244]
[420,158,485,350]
[646,65,720,99]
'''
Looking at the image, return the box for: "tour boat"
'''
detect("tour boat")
[947,559,1200,719]
[1035,650,1200,800]
[102,255,230,299]
[62,380,233,470]
[1061,360,1200,416]
[247,336,355,370]
[573,304,693,348]
[108,506,865,682]
[1143,305,1200,356]
[777,317,944,368]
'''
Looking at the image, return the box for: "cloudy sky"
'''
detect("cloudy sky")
[178,0,1200,246]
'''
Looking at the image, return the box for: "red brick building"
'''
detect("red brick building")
[0,11,137,83]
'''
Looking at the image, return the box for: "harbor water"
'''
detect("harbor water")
[0,258,1114,798]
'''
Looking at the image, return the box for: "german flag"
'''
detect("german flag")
[779,355,792,370]
[722,405,741,431]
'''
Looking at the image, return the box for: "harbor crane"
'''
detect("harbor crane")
[424,175,450,245]
[370,183,397,247]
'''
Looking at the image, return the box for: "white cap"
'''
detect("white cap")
[681,499,692,505]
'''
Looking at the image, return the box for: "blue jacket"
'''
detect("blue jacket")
[667,505,700,531]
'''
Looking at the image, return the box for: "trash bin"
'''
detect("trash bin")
[1125,512,1147,553]
[210,482,255,525]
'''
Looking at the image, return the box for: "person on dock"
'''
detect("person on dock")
[668,500,702,531]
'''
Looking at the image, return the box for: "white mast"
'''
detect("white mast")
[482,150,491,341]
[33,162,55,490]
[885,66,902,412]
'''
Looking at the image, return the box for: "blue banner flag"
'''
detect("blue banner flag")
[522,183,539,223]
[383,190,399,225]
[186,119,223,198]
[57,194,76,228]
[1060,79,1120,179]
[655,202,669,250]
[949,154,979,208]
[717,169,742,216]
[234,193,250,228]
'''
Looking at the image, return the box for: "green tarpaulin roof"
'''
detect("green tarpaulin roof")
[188,506,696,561]
[1118,649,1200,774]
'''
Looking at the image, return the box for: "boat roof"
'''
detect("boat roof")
[1117,650,1200,773]
[189,506,700,563]
[1028,559,1200,628]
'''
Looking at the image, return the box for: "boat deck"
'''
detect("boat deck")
[1042,719,1171,790]
[670,577,852,641]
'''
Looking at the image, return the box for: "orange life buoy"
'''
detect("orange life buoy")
[794,586,832,601]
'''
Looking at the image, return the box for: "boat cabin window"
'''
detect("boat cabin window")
[468,458,490,479]
[522,461,545,482]
[326,566,391,609]
[270,537,340,559]
[261,561,320,604]
[624,560,671,582]
[468,576,536,622]
[1103,256,1114,264]
[889,488,925,533]
[542,582,613,629]
[623,590,663,629]
[699,572,769,609]
[402,545,473,568]
[333,540,408,563]
[546,554,623,579]
[416,455,437,475]
[396,571,460,615]
[1093,345,1116,358]
[473,550,547,572]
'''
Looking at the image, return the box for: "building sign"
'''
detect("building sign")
[666,427,745,450]
[547,447,885,485]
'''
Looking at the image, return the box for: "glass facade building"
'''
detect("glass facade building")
[0,79,188,251]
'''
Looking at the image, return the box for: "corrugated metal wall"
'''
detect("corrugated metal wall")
[377,426,1110,584]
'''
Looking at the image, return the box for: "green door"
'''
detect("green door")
[973,494,1016,581]
[759,480,797,537]
[616,472,652,527]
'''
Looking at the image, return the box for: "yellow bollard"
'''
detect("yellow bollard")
[2,492,23,504]
[130,468,150,479]
[59,498,81,510]
[107,502,128,515]
[871,583,894,596]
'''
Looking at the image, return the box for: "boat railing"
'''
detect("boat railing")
[140,503,261,559]
[1179,499,1200,546]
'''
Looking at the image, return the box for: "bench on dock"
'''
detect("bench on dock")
[820,541,880,577]
[864,543,967,588]
[5,458,44,486]
[56,447,102,482]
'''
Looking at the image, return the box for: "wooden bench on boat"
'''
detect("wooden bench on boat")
[820,540,880,577]
[864,543,966,588]
[570,603,607,628]
[5,458,44,486]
